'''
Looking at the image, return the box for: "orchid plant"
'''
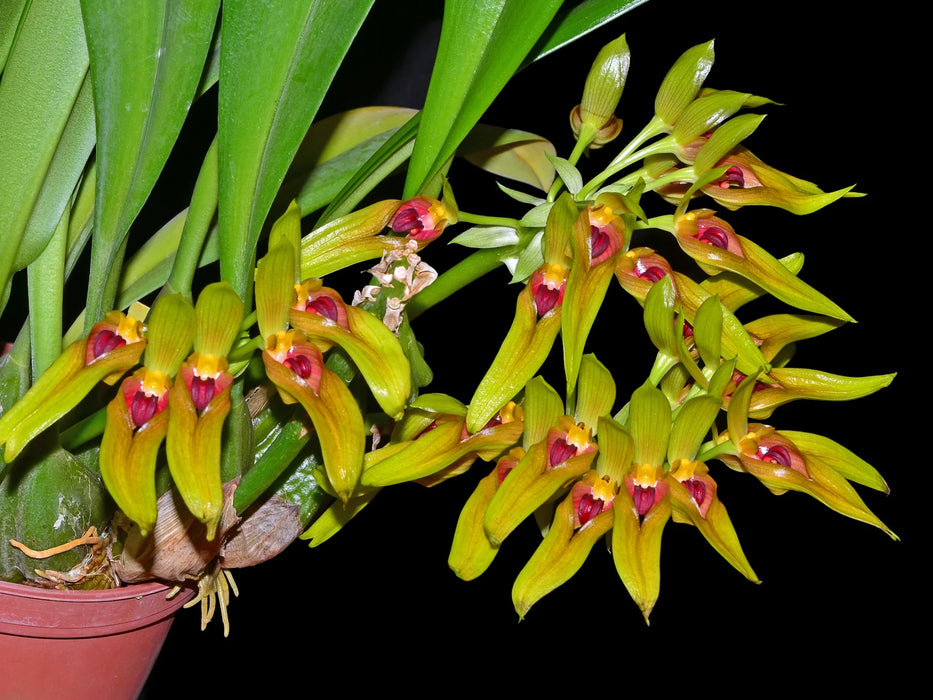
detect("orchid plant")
[0,0,895,638]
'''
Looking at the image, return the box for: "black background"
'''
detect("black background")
[144,1,919,695]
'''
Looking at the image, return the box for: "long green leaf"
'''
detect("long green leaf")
[403,0,565,198]
[0,0,28,75]
[0,0,88,315]
[217,0,375,301]
[524,0,649,65]
[81,0,220,328]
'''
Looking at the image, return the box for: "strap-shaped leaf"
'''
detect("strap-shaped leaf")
[0,0,88,314]
[218,0,375,300]
[82,0,221,326]
[523,0,648,65]
[404,0,565,198]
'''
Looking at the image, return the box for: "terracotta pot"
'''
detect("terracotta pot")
[0,579,195,700]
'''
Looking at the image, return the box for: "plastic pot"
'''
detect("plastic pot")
[0,579,195,699]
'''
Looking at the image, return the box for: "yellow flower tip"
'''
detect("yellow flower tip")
[499,401,523,424]
[670,458,698,482]
[591,474,616,502]
[204,515,220,542]
[566,422,593,451]
[293,279,324,306]
[117,313,146,343]
[738,431,761,456]
[543,263,568,288]
[633,463,661,488]
[590,204,617,228]
[268,330,300,358]
[140,368,171,397]
[190,352,227,379]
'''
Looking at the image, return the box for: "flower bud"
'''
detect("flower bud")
[570,34,629,149]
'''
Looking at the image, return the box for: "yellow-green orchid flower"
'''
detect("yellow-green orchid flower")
[257,201,367,503]
[720,374,896,538]
[0,310,146,462]
[612,380,673,623]
[165,282,243,540]
[99,294,195,536]
[700,146,857,214]
[289,278,411,421]
[672,209,853,321]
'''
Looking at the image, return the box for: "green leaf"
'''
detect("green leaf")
[459,125,556,191]
[15,76,95,272]
[81,0,221,326]
[0,0,29,75]
[0,0,88,314]
[218,0,375,300]
[524,0,648,65]
[404,0,565,197]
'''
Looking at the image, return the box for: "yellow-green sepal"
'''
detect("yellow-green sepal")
[743,368,896,419]
[611,482,671,623]
[256,202,302,340]
[655,40,714,128]
[361,419,463,487]
[562,208,622,394]
[290,303,411,420]
[144,294,195,376]
[483,439,595,547]
[512,491,613,619]
[300,485,380,547]
[673,217,853,322]
[775,430,889,493]
[448,464,500,581]
[744,313,844,364]
[0,338,145,462]
[465,283,562,433]
[99,390,168,536]
[667,475,759,582]
[165,371,231,540]
[300,199,401,278]
[629,381,671,468]
[193,282,243,357]
[263,353,365,503]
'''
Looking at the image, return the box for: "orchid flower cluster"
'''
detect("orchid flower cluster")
[0,35,894,625]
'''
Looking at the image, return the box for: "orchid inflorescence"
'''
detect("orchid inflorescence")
[0,35,894,624]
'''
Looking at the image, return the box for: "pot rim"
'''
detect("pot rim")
[0,579,196,638]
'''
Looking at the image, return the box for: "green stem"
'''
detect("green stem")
[60,408,107,450]
[406,246,516,321]
[164,137,218,300]
[27,206,69,378]
[578,134,677,201]
[696,438,737,463]
[546,133,592,202]
[457,211,523,228]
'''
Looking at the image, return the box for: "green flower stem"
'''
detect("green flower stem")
[26,206,69,378]
[546,135,592,202]
[60,407,107,451]
[407,246,516,321]
[578,133,677,201]
[608,115,667,168]
[233,417,309,515]
[696,438,738,462]
[164,138,218,300]
[639,165,697,194]
[647,351,678,387]
[456,211,524,229]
